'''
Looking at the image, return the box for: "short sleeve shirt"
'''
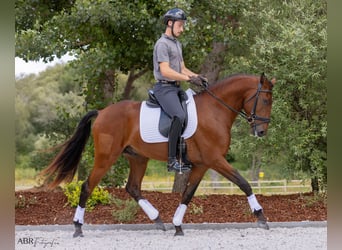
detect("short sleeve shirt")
[153,34,183,81]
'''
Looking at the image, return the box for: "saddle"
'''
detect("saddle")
[145,89,191,168]
[146,89,189,137]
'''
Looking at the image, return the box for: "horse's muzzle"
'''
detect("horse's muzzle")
[256,130,266,137]
[251,127,267,137]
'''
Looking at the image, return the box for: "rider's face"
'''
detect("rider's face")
[170,20,185,37]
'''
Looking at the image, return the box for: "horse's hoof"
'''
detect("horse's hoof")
[154,216,166,231]
[174,226,184,236]
[253,209,269,230]
[257,221,270,230]
[73,230,84,238]
[155,222,166,231]
[73,221,84,237]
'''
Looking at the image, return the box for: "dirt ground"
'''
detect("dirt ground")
[15,188,327,225]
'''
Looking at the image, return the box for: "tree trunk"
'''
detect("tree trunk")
[250,154,261,187]
[200,42,228,83]
[311,176,319,193]
[122,67,149,100]
[172,172,190,193]
[209,169,220,187]
[102,69,116,105]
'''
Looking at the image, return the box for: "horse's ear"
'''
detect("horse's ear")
[260,72,266,83]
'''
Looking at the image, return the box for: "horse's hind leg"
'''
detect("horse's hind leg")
[212,158,269,229]
[73,147,121,237]
[124,151,166,231]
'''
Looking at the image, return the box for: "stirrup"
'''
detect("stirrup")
[167,158,191,173]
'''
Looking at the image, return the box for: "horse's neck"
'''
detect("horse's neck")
[210,80,249,112]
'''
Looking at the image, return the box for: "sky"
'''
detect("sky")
[15,54,75,77]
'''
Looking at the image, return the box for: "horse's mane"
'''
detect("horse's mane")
[200,73,255,94]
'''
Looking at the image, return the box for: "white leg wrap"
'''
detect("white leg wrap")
[73,205,85,224]
[172,204,187,226]
[138,199,159,220]
[247,194,262,212]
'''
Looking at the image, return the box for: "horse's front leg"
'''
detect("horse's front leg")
[213,158,269,230]
[172,166,207,236]
[124,153,166,231]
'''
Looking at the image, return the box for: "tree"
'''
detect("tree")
[229,0,327,191]
[15,64,84,170]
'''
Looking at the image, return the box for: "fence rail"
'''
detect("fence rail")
[141,179,311,195]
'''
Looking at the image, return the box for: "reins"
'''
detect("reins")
[201,81,272,125]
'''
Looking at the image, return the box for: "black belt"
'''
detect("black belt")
[158,80,180,86]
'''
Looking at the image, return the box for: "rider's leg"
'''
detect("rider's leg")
[167,116,184,171]
[152,85,189,172]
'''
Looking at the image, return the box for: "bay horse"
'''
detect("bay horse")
[41,73,275,237]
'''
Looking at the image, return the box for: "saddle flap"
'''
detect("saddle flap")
[157,89,189,138]
[139,88,198,143]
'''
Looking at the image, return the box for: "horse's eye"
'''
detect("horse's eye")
[263,99,269,105]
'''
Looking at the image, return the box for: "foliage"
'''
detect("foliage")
[100,156,130,187]
[63,181,112,211]
[111,197,139,222]
[15,65,84,169]
[189,203,203,215]
[15,194,37,209]
[226,0,327,191]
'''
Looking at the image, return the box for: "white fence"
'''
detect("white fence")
[141,179,311,195]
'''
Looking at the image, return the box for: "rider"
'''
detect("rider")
[152,8,205,172]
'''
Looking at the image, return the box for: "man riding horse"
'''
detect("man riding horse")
[152,8,207,172]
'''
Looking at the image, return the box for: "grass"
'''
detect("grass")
[15,168,39,189]
[111,197,139,222]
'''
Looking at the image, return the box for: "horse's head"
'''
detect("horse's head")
[243,73,276,137]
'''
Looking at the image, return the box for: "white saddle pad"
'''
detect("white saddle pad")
[139,88,198,143]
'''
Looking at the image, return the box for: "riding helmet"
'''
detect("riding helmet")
[163,8,187,25]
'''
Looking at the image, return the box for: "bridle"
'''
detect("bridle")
[203,81,273,129]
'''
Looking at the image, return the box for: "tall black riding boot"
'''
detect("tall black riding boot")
[167,117,190,172]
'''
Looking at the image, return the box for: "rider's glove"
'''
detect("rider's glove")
[198,75,209,88]
[188,75,206,87]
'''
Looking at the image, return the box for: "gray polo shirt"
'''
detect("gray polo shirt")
[153,34,183,81]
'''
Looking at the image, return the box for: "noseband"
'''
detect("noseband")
[203,81,272,128]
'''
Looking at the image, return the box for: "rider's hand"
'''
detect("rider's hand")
[198,75,208,83]
[188,75,203,87]
[198,75,209,88]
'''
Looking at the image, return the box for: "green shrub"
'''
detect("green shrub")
[111,198,139,222]
[63,181,111,211]
[15,194,37,209]
[189,203,203,215]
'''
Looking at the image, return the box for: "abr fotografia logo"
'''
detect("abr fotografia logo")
[17,237,59,248]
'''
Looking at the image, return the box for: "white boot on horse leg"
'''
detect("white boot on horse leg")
[73,205,85,237]
[138,199,166,231]
[247,194,269,230]
[172,204,187,236]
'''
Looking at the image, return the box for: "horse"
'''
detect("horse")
[41,73,275,237]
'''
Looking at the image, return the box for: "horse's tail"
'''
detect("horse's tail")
[40,110,99,189]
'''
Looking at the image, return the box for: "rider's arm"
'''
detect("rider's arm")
[181,61,198,79]
[159,61,191,82]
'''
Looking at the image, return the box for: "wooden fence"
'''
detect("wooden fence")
[141,179,311,195]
